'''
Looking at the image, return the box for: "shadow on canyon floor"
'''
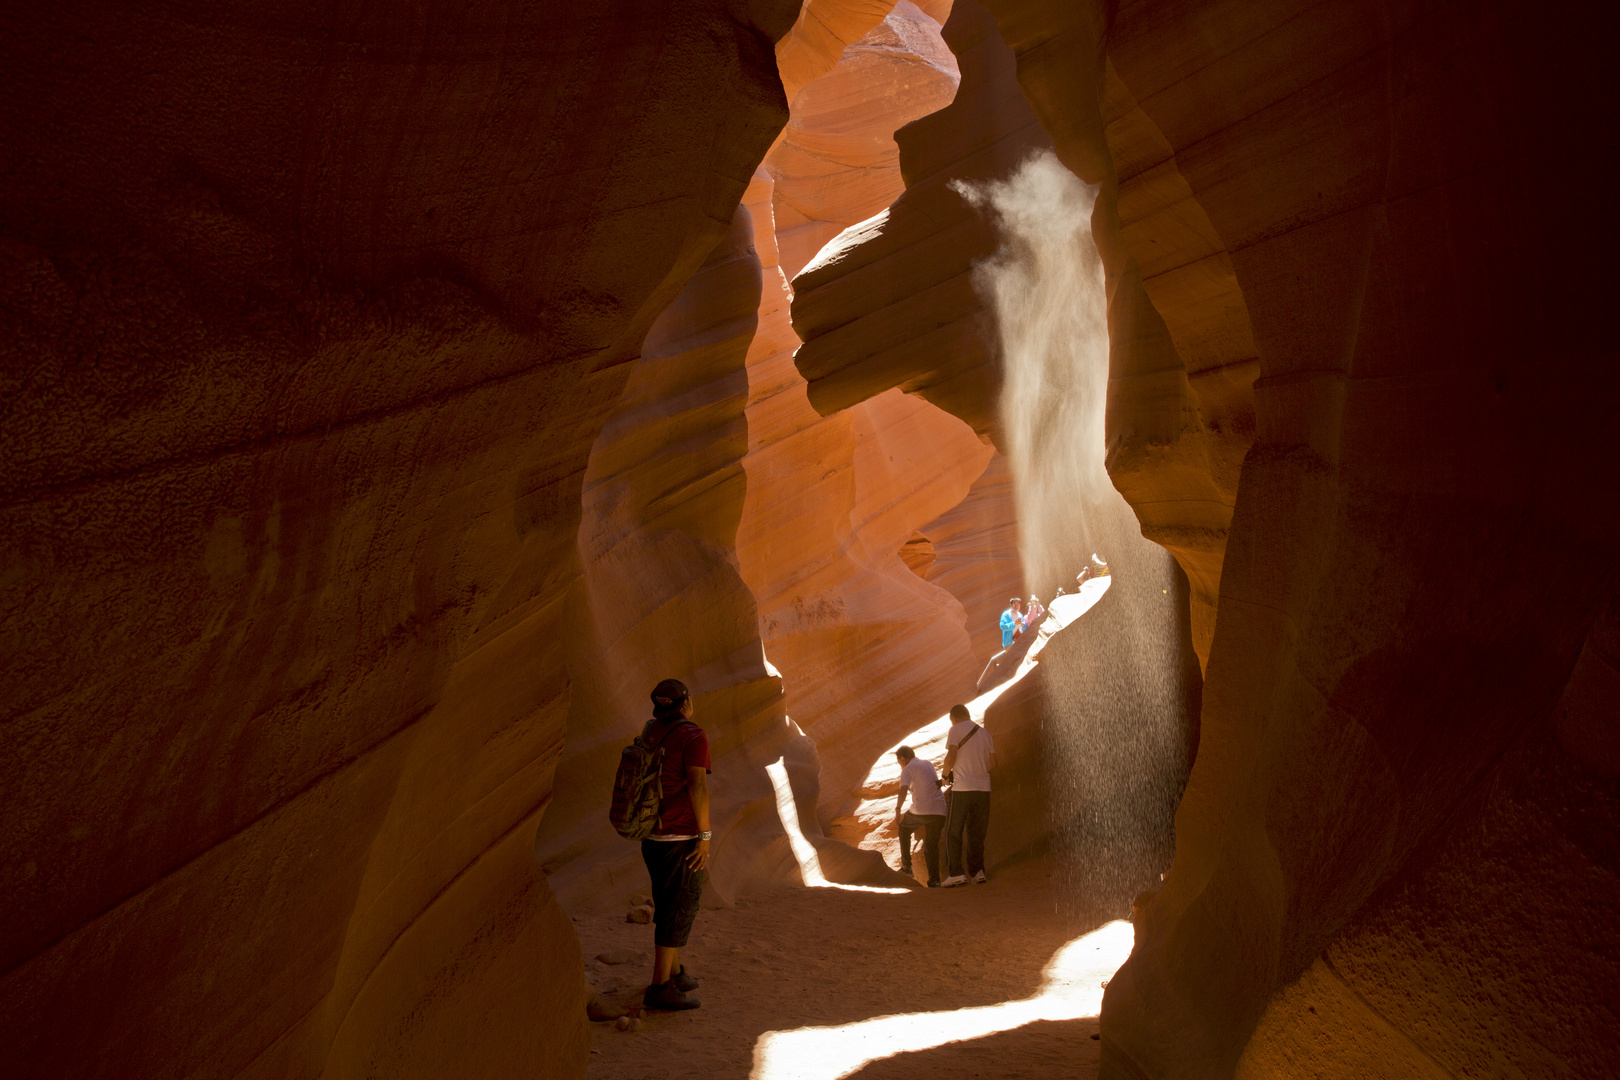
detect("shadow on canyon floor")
[575,854,1120,1080]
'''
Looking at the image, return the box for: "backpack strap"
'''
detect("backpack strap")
[954,723,980,749]
[637,719,688,835]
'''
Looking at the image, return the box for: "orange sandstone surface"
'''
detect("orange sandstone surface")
[770,2,961,279]
[794,0,1619,1077]
[792,0,1053,441]
[738,163,1012,827]
[1084,2,1620,1074]
[0,2,803,1077]
[2,1,1616,1079]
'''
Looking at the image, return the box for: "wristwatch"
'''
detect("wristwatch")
[698,831,712,840]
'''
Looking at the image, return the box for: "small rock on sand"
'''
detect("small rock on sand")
[585,993,628,1023]
[596,949,644,965]
[625,904,654,924]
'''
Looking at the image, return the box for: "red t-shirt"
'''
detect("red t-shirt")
[646,719,711,835]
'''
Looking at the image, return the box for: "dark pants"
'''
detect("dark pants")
[641,838,704,948]
[946,790,991,877]
[898,812,945,884]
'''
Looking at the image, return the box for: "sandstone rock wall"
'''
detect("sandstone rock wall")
[990,1,1620,1076]
[776,0,900,107]
[961,0,1250,669]
[793,0,1247,667]
[1093,62,1254,668]
[533,0,1024,911]
[534,175,926,913]
[791,0,1052,440]
[785,0,1618,1074]
[486,0,1017,916]
[770,1,962,278]
[0,2,800,1077]
[531,207,804,911]
[785,0,1199,889]
[911,451,1023,665]
[737,170,997,823]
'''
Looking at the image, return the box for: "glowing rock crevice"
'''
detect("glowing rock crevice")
[737,168,997,824]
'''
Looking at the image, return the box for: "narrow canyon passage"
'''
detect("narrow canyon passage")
[576,855,1126,1080]
[4,2,1614,1079]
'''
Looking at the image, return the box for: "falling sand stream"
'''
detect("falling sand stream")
[956,150,1192,917]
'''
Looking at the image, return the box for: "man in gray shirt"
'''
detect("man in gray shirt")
[940,704,995,886]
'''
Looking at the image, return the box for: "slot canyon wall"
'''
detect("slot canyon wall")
[0,2,807,1077]
[736,0,1026,827]
[2,1,1034,1077]
[1083,2,1620,1076]
[793,0,1618,1076]
[4,2,1615,1080]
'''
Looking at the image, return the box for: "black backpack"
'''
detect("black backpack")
[608,720,688,840]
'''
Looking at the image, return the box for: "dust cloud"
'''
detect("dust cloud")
[954,151,1193,917]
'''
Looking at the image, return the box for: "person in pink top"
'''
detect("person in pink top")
[1023,595,1045,630]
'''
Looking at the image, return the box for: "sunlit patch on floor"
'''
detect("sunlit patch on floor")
[766,758,912,895]
[749,919,1134,1080]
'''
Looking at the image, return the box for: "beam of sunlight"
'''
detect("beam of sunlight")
[750,919,1135,1080]
[766,758,911,895]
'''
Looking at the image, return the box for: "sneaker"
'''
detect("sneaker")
[926,879,942,888]
[671,965,699,993]
[644,981,701,1011]
[900,864,913,877]
[940,875,968,888]
[973,870,987,884]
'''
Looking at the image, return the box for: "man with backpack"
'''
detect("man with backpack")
[610,678,711,1010]
[939,703,994,887]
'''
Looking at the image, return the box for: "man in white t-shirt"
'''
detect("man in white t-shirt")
[940,703,995,886]
[892,745,948,887]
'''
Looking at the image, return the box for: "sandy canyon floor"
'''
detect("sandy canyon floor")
[574,855,1123,1080]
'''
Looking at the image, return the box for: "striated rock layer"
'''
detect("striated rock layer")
[791,0,1053,442]
[0,2,801,1077]
[789,0,1618,1074]
[956,0,1620,1076]
[770,1,961,279]
[911,451,1023,665]
[794,0,1249,666]
[737,169,997,822]
[530,0,990,921]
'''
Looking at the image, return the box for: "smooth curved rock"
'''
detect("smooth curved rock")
[911,451,1024,664]
[956,0,1246,670]
[737,168,995,823]
[787,0,1620,1075]
[0,3,797,1077]
[1068,2,1620,1076]
[776,0,902,108]
[533,206,795,911]
[791,0,1052,441]
[771,2,962,278]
